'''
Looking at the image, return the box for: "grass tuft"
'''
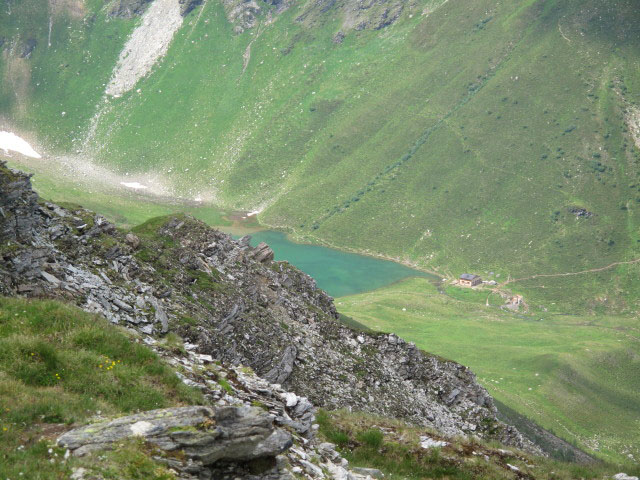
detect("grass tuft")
[0,297,203,479]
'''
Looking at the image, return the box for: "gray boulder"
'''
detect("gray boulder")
[125,233,141,249]
[251,242,275,263]
[58,405,292,463]
[108,0,153,18]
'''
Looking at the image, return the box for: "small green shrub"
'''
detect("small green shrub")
[357,428,384,449]
[218,378,233,394]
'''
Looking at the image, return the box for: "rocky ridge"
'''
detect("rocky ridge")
[108,0,428,36]
[0,162,543,476]
[218,0,428,36]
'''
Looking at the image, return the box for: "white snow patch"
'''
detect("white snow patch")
[0,131,42,158]
[106,0,183,97]
[246,205,268,217]
[120,182,149,190]
[130,421,156,436]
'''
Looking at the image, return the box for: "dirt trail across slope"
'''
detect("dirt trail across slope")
[499,258,640,287]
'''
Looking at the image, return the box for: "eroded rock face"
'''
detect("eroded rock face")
[0,167,42,243]
[250,242,275,263]
[296,0,410,32]
[179,0,204,16]
[221,0,422,36]
[109,0,153,18]
[0,162,539,454]
[58,405,293,465]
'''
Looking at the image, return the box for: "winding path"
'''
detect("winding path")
[499,258,640,287]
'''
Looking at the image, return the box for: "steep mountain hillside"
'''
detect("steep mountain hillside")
[1,0,640,309]
[17,160,640,475]
[0,161,539,452]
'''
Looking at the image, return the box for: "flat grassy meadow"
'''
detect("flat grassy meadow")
[337,277,640,465]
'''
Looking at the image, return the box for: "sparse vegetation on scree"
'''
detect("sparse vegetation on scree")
[315,409,640,480]
[1,0,639,310]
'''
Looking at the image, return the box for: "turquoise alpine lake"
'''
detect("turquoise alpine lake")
[244,230,436,297]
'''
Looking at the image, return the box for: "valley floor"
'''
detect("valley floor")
[337,278,640,466]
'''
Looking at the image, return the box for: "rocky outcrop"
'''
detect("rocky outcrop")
[219,0,428,36]
[250,242,275,263]
[106,0,420,37]
[179,0,204,16]
[59,405,293,466]
[296,0,407,32]
[58,334,387,479]
[109,0,153,18]
[0,166,42,243]
[20,38,37,58]
[0,162,540,455]
[166,342,350,478]
[221,0,264,34]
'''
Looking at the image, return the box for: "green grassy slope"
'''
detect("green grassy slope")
[0,0,137,148]
[336,277,640,464]
[0,296,202,479]
[1,0,640,309]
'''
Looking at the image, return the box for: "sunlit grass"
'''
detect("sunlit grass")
[0,297,202,479]
[337,277,640,464]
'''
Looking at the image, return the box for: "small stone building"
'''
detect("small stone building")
[459,273,482,287]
